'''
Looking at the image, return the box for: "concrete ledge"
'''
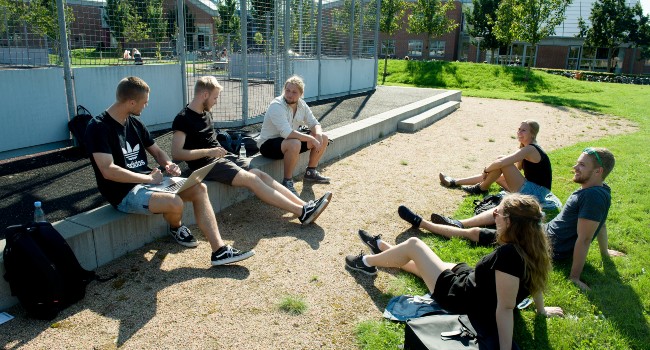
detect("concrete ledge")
[0,90,461,311]
[398,101,461,133]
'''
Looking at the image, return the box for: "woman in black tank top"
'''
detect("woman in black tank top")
[438,120,552,196]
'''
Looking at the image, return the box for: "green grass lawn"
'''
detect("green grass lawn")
[356,60,650,349]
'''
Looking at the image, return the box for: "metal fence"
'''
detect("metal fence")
[1,0,380,127]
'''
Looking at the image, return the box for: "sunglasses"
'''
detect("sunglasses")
[583,147,603,167]
[492,208,508,219]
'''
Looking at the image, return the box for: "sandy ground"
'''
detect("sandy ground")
[0,96,637,350]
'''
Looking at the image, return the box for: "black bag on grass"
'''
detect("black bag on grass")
[404,314,479,350]
[3,222,97,320]
[473,193,504,216]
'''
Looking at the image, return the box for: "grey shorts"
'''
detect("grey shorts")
[519,180,550,204]
[116,185,154,215]
[203,154,249,185]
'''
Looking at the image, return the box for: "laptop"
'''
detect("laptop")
[144,161,216,194]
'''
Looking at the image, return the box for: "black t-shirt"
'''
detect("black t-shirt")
[85,112,154,206]
[172,106,219,170]
[471,244,529,330]
[522,143,552,190]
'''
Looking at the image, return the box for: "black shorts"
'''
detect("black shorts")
[432,263,474,314]
[478,228,497,246]
[259,137,310,159]
[201,154,248,185]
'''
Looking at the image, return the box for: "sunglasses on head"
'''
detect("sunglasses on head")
[583,147,603,167]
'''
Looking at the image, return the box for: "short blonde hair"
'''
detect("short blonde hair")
[194,76,223,95]
[284,75,305,95]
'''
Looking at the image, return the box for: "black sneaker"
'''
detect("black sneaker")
[282,179,299,197]
[462,184,488,195]
[169,225,198,247]
[211,245,255,266]
[304,168,330,184]
[430,213,464,228]
[398,205,422,228]
[358,230,382,254]
[345,252,377,275]
[299,192,331,225]
[439,173,457,188]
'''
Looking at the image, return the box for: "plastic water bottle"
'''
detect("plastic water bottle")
[239,141,247,158]
[34,201,46,222]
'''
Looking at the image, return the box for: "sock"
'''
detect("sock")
[306,167,316,172]
[376,238,384,249]
[361,255,372,267]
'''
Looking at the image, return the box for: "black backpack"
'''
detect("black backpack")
[473,193,504,216]
[67,105,94,156]
[3,222,97,320]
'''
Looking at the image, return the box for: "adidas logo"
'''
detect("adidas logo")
[122,142,140,161]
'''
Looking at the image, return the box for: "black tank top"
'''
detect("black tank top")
[522,144,552,190]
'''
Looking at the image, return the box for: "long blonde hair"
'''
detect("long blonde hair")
[497,194,552,295]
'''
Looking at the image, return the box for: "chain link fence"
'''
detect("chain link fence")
[1,0,379,127]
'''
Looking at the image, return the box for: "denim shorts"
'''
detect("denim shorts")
[116,184,154,215]
[519,180,550,204]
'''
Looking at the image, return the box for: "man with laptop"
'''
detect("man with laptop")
[171,76,331,225]
[85,76,253,266]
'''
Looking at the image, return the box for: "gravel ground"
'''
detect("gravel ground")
[0,95,637,350]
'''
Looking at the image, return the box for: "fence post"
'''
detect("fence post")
[348,0,356,94]
[240,0,249,125]
[274,0,281,97]
[317,0,323,99]
[177,0,187,106]
[56,0,76,123]
[284,0,291,82]
[373,0,381,89]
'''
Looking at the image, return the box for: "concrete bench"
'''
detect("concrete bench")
[0,90,461,311]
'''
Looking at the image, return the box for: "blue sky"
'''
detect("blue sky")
[642,0,650,15]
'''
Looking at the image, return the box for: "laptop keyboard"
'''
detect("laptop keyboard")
[163,178,186,192]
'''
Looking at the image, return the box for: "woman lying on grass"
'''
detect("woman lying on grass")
[346,194,564,349]
[439,120,552,203]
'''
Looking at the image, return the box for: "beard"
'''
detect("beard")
[202,100,211,112]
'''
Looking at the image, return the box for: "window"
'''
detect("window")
[429,40,445,57]
[408,40,423,57]
[645,59,650,66]
[567,46,581,70]
[381,40,395,57]
[362,40,375,56]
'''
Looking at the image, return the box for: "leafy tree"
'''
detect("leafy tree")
[0,0,74,45]
[165,4,196,51]
[584,0,649,71]
[379,0,407,82]
[145,0,167,58]
[496,0,569,73]
[492,0,517,63]
[407,0,458,58]
[464,0,502,62]
[215,0,240,50]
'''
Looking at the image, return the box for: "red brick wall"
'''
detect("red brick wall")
[536,46,568,69]
[378,1,462,60]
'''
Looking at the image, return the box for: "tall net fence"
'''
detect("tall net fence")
[1,0,378,126]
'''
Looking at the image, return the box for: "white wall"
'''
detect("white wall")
[0,68,69,154]
[0,64,183,160]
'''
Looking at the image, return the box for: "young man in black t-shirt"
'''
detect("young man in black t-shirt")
[85,76,253,266]
[171,76,331,225]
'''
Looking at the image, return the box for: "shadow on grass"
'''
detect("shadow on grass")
[525,94,610,112]
[0,242,251,348]
[406,60,458,88]
[555,256,649,348]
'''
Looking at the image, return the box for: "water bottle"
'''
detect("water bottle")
[239,141,247,158]
[34,201,46,222]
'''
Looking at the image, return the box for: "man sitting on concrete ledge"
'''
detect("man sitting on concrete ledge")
[256,75,331,196]
[397,148,625,290]
[85,76,253,266]
[171,76,331,225]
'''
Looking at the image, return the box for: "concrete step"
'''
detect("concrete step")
[0,90,461,311]
[397,101,461,133]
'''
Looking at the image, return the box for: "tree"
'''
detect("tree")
[583,0,640,72]
[464,0,502,62]
[495,0,569,73]
[407,0,458,58]
[145,0,167,59]
[0,0,74,45]
[215,0,240,50]
[166,4,196,51]
[379,0,407,83]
